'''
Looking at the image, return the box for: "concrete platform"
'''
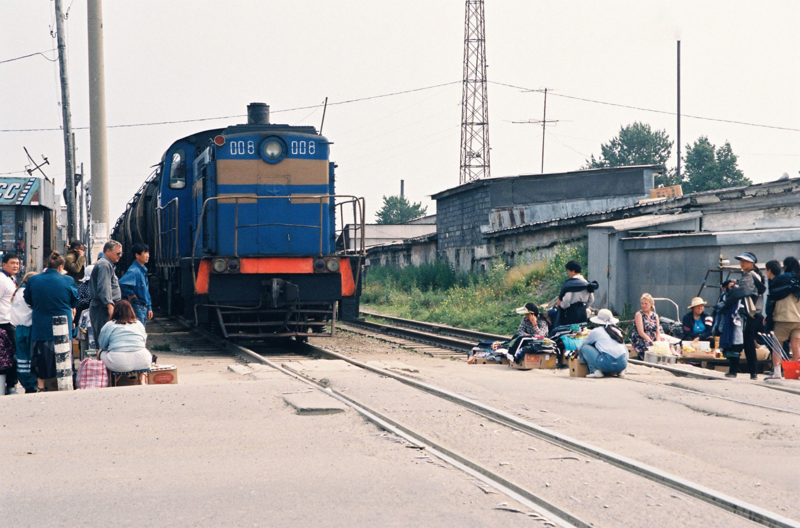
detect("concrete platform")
[283,391,347,415]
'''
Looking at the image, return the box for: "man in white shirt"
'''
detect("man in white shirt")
[0,252,19,394]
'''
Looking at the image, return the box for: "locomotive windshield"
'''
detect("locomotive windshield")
[168,149,186,189]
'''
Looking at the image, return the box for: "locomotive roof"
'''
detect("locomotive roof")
[222,123,319,135]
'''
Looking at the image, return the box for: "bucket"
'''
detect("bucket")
[0,374,5,395]
[782,360,800,380]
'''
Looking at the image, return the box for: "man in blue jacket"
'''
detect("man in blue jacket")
[24,251,78,391]
[118,243,152,326]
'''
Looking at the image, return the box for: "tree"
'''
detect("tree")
[682,137,750,193]
[375,195,428,224]
[584,122,678,187]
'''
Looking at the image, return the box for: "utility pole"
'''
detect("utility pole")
[54,0,77,241]
[513,88,558,174]
[88,0,110,257]
[676,40,681,181]
[459,0,491,185]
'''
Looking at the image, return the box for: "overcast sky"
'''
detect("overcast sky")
[2,1,798,226]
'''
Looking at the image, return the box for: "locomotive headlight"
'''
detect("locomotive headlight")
[227,259,240,273]
[261,138,285,162]
[325,258,340,272]
[313,259,326,272]
[212,258,227,273]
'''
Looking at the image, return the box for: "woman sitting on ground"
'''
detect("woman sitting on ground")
[578,309,628,378]
[515,302,550,338]
[681,297,713,343]
[631,293,662,359]
[98,300,152,383]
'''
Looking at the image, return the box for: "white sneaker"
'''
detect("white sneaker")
[616,370,626,378]
[586,370,605,378]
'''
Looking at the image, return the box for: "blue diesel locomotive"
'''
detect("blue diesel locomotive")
[112,103,365,339]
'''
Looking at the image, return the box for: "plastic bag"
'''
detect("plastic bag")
[76,357,108,389]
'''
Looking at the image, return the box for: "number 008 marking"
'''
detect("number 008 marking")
[229,140,255,155]
[291,140,315,155]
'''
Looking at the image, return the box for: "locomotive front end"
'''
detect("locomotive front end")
[156,103,365,339]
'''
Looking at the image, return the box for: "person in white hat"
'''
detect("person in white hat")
[681,297,713,344]
[578,309,628,378]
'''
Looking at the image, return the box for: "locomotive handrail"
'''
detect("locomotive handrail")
[155,197,179,266]
[190,194,366,295]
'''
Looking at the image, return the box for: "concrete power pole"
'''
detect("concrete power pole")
[88,0,110,258]
[459,0,490,185]
[54,0,77,242]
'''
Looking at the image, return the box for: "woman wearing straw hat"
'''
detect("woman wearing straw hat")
[682,297,713,344]
[578,309,628,378]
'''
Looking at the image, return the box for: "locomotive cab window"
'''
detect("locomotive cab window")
[168,149,186,189]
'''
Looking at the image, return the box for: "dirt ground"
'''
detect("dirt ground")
[0,322,547,528]
[3,319,798,527]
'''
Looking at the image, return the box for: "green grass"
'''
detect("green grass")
[361,243,587,335]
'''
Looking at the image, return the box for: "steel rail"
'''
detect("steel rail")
[183,322,583,528]
[625,378,800,417]
[305,344,800,528]
[344,319,476,352]
[360,309,509,343]
[174,316,800,527]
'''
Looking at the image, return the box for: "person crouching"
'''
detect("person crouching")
[98,300,152,384]
[578,309,628,378]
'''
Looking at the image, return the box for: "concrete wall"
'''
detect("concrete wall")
[365,240,437,269]
[623,230,800,319]
[433,166,659,272]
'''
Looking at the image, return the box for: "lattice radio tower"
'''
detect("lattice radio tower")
[459,0,491,185]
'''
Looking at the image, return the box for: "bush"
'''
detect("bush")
[362,243,588,335]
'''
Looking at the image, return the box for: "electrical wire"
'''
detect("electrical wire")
[0,81,462,133]
[0,50,58,64]
[491,81,800,133]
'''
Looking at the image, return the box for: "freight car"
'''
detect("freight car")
[112,103,365,339]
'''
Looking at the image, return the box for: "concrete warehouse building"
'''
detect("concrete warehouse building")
[430,165,661,272]
[588,177,800,314]
[365,167,800,316]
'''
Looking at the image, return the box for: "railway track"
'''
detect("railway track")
[349,312,800,401]
[178,319,799,528]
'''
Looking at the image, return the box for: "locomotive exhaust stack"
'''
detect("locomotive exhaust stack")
[247,102,270,125]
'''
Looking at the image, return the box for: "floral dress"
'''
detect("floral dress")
[631,311,658,359]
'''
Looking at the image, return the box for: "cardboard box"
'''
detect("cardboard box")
[649,185,683,199]
[568,357,589,377]
[111,372,141,387]
[148,365,178,385]
[509,353,557,370]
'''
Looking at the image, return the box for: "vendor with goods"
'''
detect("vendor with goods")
[515,303,550,338]
[577,309,627,378]
[763,258,800,379]
[682,297,713,344]
[631,293,663,360]
[98,300,152,385]
[717,252,765,379]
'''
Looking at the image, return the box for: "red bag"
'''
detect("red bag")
[76,357,108,389]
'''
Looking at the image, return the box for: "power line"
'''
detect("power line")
[492,81,800,133]
[1,81,462,133]
[0,49,57,65]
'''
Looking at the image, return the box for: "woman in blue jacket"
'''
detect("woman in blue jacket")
[682,297,713,343]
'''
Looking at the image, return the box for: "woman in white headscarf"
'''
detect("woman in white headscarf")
[578,309,628,378]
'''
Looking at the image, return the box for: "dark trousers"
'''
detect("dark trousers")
[0,322,17,391]
[742,316,759,377]
[89,304,110,346]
